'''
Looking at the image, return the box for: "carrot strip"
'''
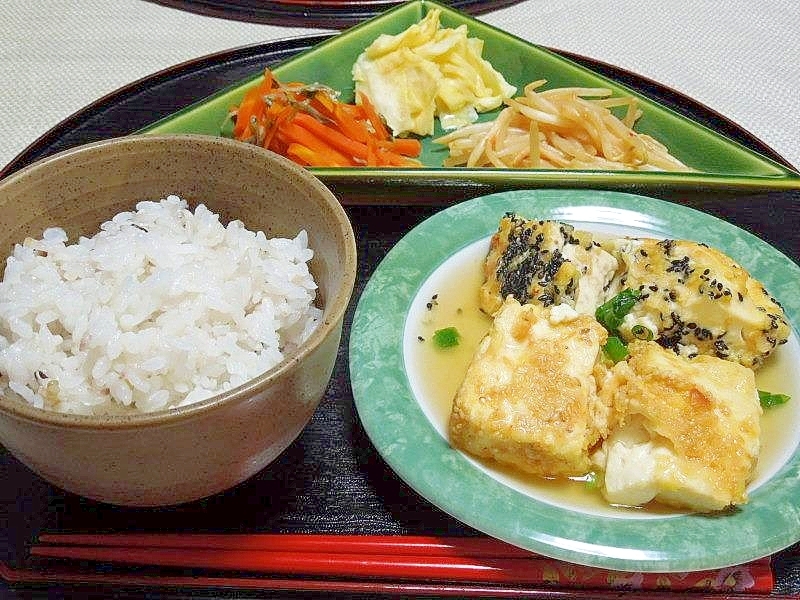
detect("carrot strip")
[286,143,351,168]
[332,103,371,144]
[285,144,312,166]
[309,91,337,120]
[292,112,370,161]
[232,88,264,140]
[261,105,296,150]
[379,137,422,157]
[377,148,420,167]
[364,137,378,167]
[232,70,275,140]
[357,92,390,141]
[278,121,354,166]
[227,68,422,168]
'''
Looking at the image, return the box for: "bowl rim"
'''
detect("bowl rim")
[0,133,358,429]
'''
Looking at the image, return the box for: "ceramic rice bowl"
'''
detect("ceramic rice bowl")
[0,134,357,506]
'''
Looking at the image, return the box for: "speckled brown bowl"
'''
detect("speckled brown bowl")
[0,134,357,506]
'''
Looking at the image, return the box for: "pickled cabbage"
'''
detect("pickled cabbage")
[352,9,516,137]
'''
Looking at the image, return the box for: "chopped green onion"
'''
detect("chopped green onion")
[583,471,599,490]
[758,390,790,409]
[433,326,461,349]
[603,336,629,363]
[595,289,640,335]
[631,324,654,340]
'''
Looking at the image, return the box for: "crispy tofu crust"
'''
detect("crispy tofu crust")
[481,215,790,370]
[598,341,761,511]
[448,297,610,477]
[452,214,786,512]
[480,214,616,316]
[607,237,790,369]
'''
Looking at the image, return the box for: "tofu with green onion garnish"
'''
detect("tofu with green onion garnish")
[594,340,761,511]
[603,237,790,369]
[458,213,788,512]
[480,214,790,370]
[480,214,618,317]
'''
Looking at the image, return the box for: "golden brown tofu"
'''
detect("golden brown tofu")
[448,297,611,478]
[605,237,790,369]
[595,340,761,512]
[480,215,618,316]
[481,214,789,370]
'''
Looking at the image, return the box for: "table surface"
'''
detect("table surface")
[1,1,800,598]
[2,0,799,172]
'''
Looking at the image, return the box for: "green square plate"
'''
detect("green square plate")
[142,0,800,203]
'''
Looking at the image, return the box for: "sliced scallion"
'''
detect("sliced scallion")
[433,326,460,349]
[631,324,654,340]
[603,336,629,363]
[758,390,790,409]
[595,289,640,335]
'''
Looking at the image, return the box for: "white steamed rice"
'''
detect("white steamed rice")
[0,195,322,415]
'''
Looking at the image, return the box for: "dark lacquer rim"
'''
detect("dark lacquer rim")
[143,0,527,29]
[1,34,794,183]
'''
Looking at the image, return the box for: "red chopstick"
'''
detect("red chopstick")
[31,545,550,584]
[29,533,775,593]
[35,533,535,558]
[4,558,785,599]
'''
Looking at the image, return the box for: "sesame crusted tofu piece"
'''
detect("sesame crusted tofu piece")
[480,214,618,317]
[605,237,790,369]
[448,297,612,478]
[595,341,761,512]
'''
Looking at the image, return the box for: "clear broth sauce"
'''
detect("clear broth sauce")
[404,238,800,517]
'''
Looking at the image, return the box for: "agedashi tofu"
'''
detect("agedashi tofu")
[598,340,761,512]
[449,297,611,478]
[447,213,789,513]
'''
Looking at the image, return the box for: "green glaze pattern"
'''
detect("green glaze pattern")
[142,1,800,194]
[349,189,800,572]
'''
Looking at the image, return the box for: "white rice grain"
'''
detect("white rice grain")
[0,195,322,415]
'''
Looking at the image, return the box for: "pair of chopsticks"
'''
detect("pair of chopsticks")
[30,533,774,593]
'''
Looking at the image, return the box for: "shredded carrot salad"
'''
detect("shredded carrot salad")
[228,69,422,168]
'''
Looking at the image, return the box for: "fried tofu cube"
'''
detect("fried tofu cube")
[605,237,790,369]
[480,215,618,317]
[596,340,761,512]
[448,297,611,478]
